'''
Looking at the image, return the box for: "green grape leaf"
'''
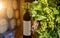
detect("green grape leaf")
[31,10,37,17]
[36,15,47,20]
[34,4,42,11]
[56,16,60,23]
[30,2,38,10]
[53,8,59,14]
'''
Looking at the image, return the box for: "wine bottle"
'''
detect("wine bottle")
[23,2,32,38]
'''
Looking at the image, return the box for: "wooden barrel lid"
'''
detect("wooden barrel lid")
[0,19,8,33]
[7,7,14,19]
[10,19,16,29]
[12,0,17,9]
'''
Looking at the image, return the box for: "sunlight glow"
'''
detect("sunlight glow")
[0,3,3,10]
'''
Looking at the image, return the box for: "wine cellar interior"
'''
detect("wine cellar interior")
[0,0,60,38]
[0,0,24,38]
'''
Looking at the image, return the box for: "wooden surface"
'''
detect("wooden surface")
[15,25,23,38]
[15,0,24,38]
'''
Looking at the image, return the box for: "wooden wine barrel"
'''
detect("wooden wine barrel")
[15,10,20,19]
[0,19,8,33]
[12,0,17,9]
[10,19,16,29]
[7,7,14,19]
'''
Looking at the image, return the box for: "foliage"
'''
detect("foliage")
[30,0,60,38]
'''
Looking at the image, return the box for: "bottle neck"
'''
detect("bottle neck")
[26,9,29,13]
[26,2,30,9]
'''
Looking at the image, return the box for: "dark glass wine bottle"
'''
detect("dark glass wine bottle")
[23,2,32,38]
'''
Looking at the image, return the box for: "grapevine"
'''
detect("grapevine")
[30,0,60,38]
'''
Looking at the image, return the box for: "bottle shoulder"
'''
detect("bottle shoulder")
[23,12,31,21]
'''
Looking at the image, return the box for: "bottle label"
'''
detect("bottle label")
[23,21,31,36]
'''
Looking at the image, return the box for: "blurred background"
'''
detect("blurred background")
[0,0,24,38]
